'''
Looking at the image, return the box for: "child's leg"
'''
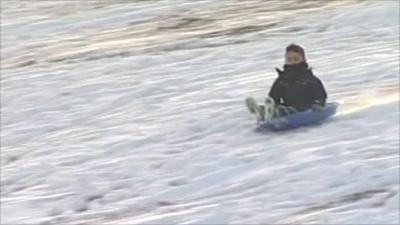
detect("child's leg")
[245,97,265,121]
[275,105,297,117]
[264,97,277,120]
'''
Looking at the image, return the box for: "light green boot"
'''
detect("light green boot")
[245,97,265,122]
[264,97,277,121]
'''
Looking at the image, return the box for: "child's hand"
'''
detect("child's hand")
[311,103,324,112]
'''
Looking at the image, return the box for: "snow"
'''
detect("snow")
[1,0,399,224]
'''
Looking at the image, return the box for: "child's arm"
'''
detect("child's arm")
[268,79,283,105]
[310,76,327,106]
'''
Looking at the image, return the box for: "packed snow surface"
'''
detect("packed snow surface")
[1,0,399,224]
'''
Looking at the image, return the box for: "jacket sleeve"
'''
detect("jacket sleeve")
[268,79,283,105]
[310,76,327,106]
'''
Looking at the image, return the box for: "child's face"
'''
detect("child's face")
[285,51,304,65]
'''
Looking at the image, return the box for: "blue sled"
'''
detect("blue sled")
[257,102,339,131]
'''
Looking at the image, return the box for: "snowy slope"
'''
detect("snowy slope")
[1,0,399,224]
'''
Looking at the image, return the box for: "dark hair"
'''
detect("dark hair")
[286,44,306,61]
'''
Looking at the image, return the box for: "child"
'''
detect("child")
[246,44,327,121]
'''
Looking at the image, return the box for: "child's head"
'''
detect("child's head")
[285,44,306,65]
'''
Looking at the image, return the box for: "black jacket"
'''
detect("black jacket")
[268,62,327,111]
